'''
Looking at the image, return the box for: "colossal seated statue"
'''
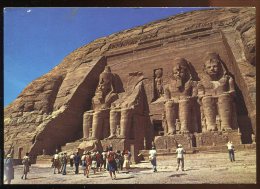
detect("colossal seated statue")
[83,66,118,140]
[108,72,146,139]
[198,52,236,132]
[163,58,198,135]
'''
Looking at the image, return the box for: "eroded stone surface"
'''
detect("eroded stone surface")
[4,8,255,160]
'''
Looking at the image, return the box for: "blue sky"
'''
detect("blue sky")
[4,7,209,107]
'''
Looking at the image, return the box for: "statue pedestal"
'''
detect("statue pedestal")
[154,134,193,150]
[195,130,242,147]
[101,138,144,163]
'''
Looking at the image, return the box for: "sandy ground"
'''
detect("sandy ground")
[6,149,256,184]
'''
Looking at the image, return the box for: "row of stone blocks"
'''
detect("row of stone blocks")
[154,130,242,150]
[139,143,256,161]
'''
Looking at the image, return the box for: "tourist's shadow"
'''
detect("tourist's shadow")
[185,168,200,171]
[26,177,48,180]
[115,176,134,180]
[169,173,187,177]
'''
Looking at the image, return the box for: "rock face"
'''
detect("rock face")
[4,8,255,160]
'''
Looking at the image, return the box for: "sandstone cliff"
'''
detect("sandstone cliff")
[4,8,255,158]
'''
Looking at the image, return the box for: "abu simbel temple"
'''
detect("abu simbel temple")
[4,8,256,163]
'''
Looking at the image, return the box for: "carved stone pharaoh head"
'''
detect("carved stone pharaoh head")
[172,58,191,85]
[155,69,163,78]
[203,52,224,80]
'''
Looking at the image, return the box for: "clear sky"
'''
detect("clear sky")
[4,7,209,107]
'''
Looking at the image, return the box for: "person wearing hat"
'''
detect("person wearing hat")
[123,150,131,172]
[176,144,185,171]
[91,152,97,175]
[74,152,81,174]
[149,146,157,172]
[21,152,31,179]
[81,151,87,176]
[59,153,64,174]
[227,141,235,162]
[61,152,68,175]
[4,154,14,184]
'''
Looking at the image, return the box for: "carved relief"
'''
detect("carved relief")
[153,68,164,101]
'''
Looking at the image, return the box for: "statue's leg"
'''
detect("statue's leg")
[102,110,110,139]
[218,93,233,131]
[179,99,191,133]
[119,108,133,139]
[92,111,103,139]
[201,96,217,131]
[108,109,120,138]
[83,112,93,139]
[165,101,177,135]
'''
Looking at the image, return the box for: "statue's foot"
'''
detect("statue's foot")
[167,132,175,135]
[222,128,232,132]
[88,137,97,140]
[117,135,126,139]
[107,135,117,139]
[180,130,189,134]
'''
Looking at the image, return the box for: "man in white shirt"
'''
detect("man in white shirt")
[227,141,235,162]
[176,144,185,171]
[149,147,157,172]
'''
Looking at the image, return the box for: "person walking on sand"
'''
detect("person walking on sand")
[227,141,235,162]
[85,151,92,178]
[62,152,68,175]
[107,147,117,180]
[74,152,81,174]
[176,144,185,171]
[123,150,131,172]
[69,153,75,167]
[4,154,14,184]
[149,146,157,172]
[21,153,31,180]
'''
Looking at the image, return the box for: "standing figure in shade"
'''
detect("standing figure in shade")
[91,152,97,175]
[53,150,61,174]
[176,144,185,171]
[96,151,103,172]
[227,141,235,162]
[123,150,131,171]
[4,154,14,184]
[69,153,75,167]
[81,152,87,176]
[102,150,107,171]
[74,152,81,174]
[149,146,157,172]
[85,151,92,178]
[62,152,68,175]
[21,152,31,179]
[107,147,117,180]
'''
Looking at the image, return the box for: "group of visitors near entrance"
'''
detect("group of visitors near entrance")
[50,146,131,180]
[3,141,235,184]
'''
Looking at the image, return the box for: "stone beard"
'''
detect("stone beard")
[163,58,198,135]
[198,52,236,132]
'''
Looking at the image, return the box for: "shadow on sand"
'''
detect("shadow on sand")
[169,173,187,177]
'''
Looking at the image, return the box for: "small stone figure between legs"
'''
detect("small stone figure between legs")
[176,144,185,171]
[149,147,157,172]
[21,153,31,180]
[227,141,235,162]
[4,154,14,184]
